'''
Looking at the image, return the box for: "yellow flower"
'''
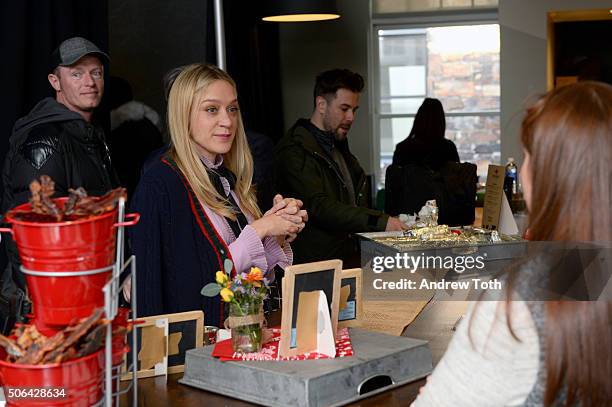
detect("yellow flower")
[220,287,234,302]
[216,271,229,286]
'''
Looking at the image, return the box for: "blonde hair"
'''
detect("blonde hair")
[167,63,261,220]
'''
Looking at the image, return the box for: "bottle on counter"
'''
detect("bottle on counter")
[504,157,518,202]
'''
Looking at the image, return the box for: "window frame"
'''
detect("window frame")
[372,0,498,15]
[368,9,499,188]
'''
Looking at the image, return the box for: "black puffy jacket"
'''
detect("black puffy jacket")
[2,97,118,210]
[0,97,119,333]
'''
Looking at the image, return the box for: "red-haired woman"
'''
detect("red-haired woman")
[413,81,612,406]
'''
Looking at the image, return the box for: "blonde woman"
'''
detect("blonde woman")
[129,64,307,326]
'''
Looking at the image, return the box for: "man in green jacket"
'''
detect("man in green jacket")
[275,69,406,267]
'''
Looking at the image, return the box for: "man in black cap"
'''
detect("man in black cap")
[0,37,119,334]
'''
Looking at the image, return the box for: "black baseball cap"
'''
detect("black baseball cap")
[50,37,110,72]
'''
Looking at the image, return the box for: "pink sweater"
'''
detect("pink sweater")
[200,155,293,276]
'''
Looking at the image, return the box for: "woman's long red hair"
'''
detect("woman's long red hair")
[520,81,612,406]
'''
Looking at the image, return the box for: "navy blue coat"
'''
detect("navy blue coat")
[129,157,228,326]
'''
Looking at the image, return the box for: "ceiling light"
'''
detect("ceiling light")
[262,0,340,23]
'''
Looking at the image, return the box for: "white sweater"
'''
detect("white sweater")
[412,300,540,406]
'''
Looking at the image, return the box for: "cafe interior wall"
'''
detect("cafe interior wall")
[109,0,284,144]
[498,0,612,168]
[279,0,612,177]
[278,0,373,173]
[108,0,212,126]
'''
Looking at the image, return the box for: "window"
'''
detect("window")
[373,0,498,14]
[375,23,500,186]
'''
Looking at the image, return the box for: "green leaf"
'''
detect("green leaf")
[224,259,234,274]
[201,283,221,297]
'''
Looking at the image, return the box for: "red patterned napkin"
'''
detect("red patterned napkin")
[212,327,353,361]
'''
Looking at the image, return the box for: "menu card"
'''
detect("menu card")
[483,165,504,230]
[483,164,518,235]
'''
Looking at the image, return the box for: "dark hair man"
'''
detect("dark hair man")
[275,69,406,267]
[0,37,119,334]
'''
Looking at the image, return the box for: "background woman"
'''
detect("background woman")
[129,64,307,326]
[386,97,473,225]
[413,81,612,406]
[392,97,459,170]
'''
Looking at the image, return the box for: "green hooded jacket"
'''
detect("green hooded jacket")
[275,119,388,266]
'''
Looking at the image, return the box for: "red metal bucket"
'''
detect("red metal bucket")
[1,198,141,271]
[0,348,104,407]
[26,271,114,327]
[0,198,139,326]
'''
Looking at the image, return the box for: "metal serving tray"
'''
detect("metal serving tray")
[180,328,432,407]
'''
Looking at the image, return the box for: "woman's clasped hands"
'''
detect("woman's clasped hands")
[251,194,308,243]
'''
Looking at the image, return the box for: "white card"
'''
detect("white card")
[154,318,169,379]
[499,193,519,235]
[316,291,336,357]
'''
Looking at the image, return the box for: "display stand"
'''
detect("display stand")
[101,197,138,407]
[0,193,141,406]
[100,255,137,407]
[18,198,140,406]
[19,259,135,407]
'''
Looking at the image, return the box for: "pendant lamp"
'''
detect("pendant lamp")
[262,0,340,22]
